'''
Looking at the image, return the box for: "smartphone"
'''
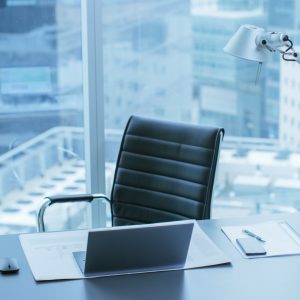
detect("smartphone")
[236,238,266,256]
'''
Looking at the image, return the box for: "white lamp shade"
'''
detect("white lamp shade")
[224,24,269,62]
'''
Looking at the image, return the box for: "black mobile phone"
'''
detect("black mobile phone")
[236,238,266,256]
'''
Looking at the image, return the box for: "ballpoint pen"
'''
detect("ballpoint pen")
[242,229,266,242]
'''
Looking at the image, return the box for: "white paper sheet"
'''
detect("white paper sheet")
[19,230,88,280]
[222,221,300,259]
[20,221,230,281]
[185,222,230,268]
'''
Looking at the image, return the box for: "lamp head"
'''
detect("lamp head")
[224,24,269,63]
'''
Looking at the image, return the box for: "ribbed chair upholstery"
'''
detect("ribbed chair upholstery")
[37,115,224,231]
[111,116,224,226]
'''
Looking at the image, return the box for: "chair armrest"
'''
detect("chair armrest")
[45,193,110,204]
[37,193,110,232]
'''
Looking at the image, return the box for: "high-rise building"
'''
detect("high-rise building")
[192,5,266,137]
[102,0,193,130]
[218,0,262,11]
[279,60,300,150]
[0,0,83,155]
[264,0,300,138]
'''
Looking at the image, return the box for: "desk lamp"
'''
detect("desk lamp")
[224,24,300,82]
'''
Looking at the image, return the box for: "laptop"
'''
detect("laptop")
[73,220,194,277]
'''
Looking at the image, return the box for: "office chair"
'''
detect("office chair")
[37,115,224,232]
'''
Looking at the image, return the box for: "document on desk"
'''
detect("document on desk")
[19,222,229,281]
[185,222,230,269]
[19,230,87,281]
[222,221,300,259]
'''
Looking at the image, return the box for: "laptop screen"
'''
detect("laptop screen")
[73,220,194,276]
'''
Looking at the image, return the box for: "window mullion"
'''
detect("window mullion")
[81,0,106,228]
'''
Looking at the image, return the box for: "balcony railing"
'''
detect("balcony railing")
[0,127,299,234]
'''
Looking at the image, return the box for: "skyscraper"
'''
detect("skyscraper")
[192,4,266,137]
[218,0,262,11]
[102,0,193,130]
[279,61,300,150]
[264,0,300,138]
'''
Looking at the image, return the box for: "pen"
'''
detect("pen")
[242,229,266,242]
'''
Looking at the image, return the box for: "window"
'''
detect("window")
[291,99,295,107]
[2,1,300,233]
[0,1,86,234]
[101,0,300,219]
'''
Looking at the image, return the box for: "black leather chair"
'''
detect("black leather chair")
[37,116,224,231]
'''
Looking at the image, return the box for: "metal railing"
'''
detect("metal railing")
[0,126,299,234]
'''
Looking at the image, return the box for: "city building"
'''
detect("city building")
[0,0,83,156]
[279,59,300,150]
[218,0,261,11]
[263,0,300,138]
[192,5,265,137]
[102,0,193,131]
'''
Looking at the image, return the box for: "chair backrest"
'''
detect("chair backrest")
[110,116,224,226]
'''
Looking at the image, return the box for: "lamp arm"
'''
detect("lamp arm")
[255,32,290,51]
[255,31,300,63]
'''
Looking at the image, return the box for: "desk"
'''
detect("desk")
[1,213,300,300]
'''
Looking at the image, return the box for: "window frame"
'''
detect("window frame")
[82,0,107,227]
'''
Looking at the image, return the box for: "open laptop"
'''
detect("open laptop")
[73,220,194,277]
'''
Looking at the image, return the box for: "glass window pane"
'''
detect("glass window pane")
[102,0,300,219]
[0,0,86,234]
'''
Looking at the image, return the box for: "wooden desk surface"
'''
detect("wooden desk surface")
[1,212,300,300]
